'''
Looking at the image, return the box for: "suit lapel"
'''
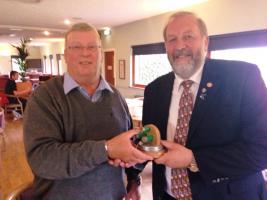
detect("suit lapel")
[160,72,175,140]
[188,60,221,139]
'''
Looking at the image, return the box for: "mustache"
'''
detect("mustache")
[173,48,192,58]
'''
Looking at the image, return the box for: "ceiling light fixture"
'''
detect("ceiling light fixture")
[64,19,71,25]
[103,28,111,36]
[43,31,50,36]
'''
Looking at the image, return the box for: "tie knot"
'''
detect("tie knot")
[181,80,193,89]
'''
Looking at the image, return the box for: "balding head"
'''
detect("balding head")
[163,11,208,41]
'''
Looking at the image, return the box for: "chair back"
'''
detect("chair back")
[0,92,9,107]
[0,76,8,92]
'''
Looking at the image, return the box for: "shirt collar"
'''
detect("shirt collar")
[63,72,113,95]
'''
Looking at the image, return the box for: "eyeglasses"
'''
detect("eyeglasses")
[68,45,101,52]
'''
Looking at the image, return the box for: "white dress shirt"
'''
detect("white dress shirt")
[165,65,204,197]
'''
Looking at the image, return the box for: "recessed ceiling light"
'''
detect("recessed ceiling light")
[43,31,50,36]
[9,33,16,37]
[64,19,71,25]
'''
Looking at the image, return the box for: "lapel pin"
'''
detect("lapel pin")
[207,82,213,88]
[200,93,207,100]
[202,88,207,93]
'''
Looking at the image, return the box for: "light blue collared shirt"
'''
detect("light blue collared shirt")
[63,72,113,102]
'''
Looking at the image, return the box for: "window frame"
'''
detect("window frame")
[209,29,267,51]
[132,42,166,88]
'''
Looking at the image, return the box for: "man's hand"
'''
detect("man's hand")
[106,129,153,165]
[154,140,193,168]
[108,158,135,168]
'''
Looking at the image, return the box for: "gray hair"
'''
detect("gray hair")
[65,23,101,47]
[163,11,208,40]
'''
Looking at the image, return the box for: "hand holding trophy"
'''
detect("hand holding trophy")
[133,124,166,159]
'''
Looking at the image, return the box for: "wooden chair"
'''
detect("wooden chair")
[4,94,23,117]
[5,182,34,200]
[0,76,8,92]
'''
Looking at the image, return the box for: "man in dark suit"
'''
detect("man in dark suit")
[142,11,267,200]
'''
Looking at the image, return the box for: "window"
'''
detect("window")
[11,55,20,72]
[209,29,267,86]
[132,43,171,88]
[132,30,267,87]
[211,47,267,85]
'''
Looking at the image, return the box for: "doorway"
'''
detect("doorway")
[104,51,115,85]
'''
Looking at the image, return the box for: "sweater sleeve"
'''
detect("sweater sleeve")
[23,84,109,180]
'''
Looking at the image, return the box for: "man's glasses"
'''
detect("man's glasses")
[68,45,101,52]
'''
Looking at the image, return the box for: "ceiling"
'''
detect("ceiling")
[0,0,207,46]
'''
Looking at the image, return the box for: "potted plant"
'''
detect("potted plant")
[11,38,30,81]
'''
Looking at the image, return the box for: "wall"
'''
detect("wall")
[0,44,41,75]
[39,42,67,75]
[0,41,66,76]
[102,0,267,97]
[39,42,109,78]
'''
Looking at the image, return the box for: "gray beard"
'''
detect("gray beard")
[170,51,206,79]
[172,60,197,79]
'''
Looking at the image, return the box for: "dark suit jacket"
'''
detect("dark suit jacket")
[143,59,267,200]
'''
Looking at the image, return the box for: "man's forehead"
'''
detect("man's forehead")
[166,17,200,34]
[66,31,100,44]
[67,30,96,38]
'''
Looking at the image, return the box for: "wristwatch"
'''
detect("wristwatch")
[187,156,199,172]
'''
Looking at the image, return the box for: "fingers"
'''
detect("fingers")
[132,148,153,162]
[108,159,135,168]
[108,159,121,167]
[125,129,140,139]
[160,140,175,149]
[124,162,135,168]
[107,129,153,164]
[119,147,152,164]
[154,154,167,164]
[108,159,115,166]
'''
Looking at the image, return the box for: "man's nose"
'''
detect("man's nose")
[174,39,186,49]
[81,47,93,55]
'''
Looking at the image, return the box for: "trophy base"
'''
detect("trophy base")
[137,144,166,158]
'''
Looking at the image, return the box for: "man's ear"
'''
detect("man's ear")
[204,36,209,52]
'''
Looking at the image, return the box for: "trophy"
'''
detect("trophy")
[134,124,166,158]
